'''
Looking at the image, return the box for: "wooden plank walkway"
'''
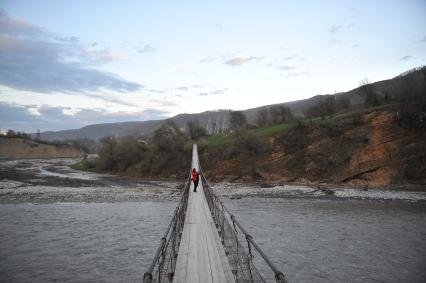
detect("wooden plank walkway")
[173,144,235,283]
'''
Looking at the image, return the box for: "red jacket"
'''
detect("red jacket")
[192,170,199,181]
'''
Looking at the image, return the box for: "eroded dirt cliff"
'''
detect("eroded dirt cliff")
[0,138,85,159]
[201,110,426,189]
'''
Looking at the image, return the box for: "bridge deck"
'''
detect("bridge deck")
[173,145,235,283]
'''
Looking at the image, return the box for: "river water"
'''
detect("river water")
[0,202,175,283]
[225,198,426,283]
[0,158,425,282]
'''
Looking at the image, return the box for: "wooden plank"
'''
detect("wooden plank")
[173,223,190,282]
[202,195,226,282]
[187,222,199,283]
[197,220,212,283]
[200,181,234,283]
[173,144,235,283]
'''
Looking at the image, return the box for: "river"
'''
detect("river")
[0,158,425,282]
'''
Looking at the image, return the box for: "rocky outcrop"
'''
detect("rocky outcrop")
[0,138,85,159]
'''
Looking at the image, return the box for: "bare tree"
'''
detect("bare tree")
[360,78,380,106]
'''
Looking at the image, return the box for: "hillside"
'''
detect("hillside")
[39,67,425,141]
[68,66,425,189]
[39,119,162,141]
[72,105,425,190]
[199,107,426,189]
[0,137,85,159]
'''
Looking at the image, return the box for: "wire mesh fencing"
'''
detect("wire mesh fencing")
[201,172,288,283]
[143,177,191,283]
[143,163,288,283]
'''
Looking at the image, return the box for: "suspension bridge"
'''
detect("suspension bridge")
[143,144,287,283]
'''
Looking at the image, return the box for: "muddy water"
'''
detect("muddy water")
[1,158,425,282]
[225,198,426,283]
[0,202,176,282]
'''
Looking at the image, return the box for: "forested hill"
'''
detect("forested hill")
[39,67,425,141]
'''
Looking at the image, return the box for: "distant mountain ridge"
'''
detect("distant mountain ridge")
[39,67,425,141]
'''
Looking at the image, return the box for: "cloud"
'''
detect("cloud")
[275,65,297,71]
[192,84,205,88]
[145,88,166,94]
[268,60,308,77]
[199,88,228,96]
[351,44,360,48]
[137,44,157,53]
[85,94,138,107]
[199,52,243,64]
[400,55,412,61]
[147,98,176,108]
[420,36,426,43]
[282,54,305,61]
[83,47,120,64]
[266,55,306,73]
[0,12,141,93]
[328,24,342,33]
[286,71,309,78]
[224,55,262,66]
[0,101,168,132]
[174,85,206,92]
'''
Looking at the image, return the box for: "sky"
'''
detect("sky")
[0,0,425,132]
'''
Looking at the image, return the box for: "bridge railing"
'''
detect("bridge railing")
[200,170,288,283]
[143,175,191,283]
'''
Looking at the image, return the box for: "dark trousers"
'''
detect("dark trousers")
[193,180,199,191]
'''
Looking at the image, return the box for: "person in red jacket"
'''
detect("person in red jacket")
[191,168,199,192]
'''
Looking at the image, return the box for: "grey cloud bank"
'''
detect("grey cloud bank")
[0,12,141,94]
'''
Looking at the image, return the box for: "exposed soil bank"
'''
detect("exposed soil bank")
[0,137,84,159]
[200,110,426,190]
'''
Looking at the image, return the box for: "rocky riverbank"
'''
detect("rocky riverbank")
[1,158,425,204]
[0,158,181,203]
